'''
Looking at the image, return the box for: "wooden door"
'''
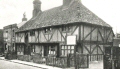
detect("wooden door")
[44,45,49,57]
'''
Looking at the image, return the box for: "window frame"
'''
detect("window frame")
[30,30,35,36]
[61,45,74,56]
[49,45,56,55]
[61,25,72,32]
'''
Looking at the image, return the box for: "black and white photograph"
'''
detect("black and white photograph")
[0,0,120,69]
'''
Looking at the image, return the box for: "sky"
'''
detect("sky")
[0,0,120,33]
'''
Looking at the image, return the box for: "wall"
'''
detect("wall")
[3,24,18,51]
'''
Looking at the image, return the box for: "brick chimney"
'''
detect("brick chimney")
[33,0,41,18]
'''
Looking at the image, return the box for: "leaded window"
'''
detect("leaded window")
[61,45,74,56]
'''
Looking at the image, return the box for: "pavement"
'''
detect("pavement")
[0,57,103,69]
[0,57,62,69]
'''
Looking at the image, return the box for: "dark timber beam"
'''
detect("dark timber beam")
[81,25,84,54]
[20,33,24,42]
[106,29,112,42]
[42,31,47,41]
[57,29,66,41]
[97,28,99,61]
[90,26,92,61]
[84,45,91,54]
[98,28,104,42]
[71,25,78,35]
[83,27,96,41]
[49,29,56,41]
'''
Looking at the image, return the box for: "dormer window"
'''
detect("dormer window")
[44,27,52,34]
[30,31,35,36]
[62,25,72,32]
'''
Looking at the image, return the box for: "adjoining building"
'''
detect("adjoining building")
[113,33,120,47]
[3,24,18,52]
[15,0,114,68]
[3,13,27,53]
[0,29,4,54]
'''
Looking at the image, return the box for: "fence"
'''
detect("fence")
[75,54,89,68]
[89,54,103,61]
[46,57,67,68]
[46,54,89,68]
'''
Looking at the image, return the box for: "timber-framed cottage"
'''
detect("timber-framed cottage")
[15,0,114,68]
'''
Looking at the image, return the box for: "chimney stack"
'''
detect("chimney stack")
[63,0,72,6]
[22,12,27,22]
[33,0,41,18]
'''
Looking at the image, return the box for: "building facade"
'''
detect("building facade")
[113,33,120,47]
[16,0,114,68]
[15,0,114,65]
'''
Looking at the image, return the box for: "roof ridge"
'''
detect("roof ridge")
[17,1,111,32]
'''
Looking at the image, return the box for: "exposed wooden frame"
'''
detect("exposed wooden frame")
[20,33,24,42]
[82,25,84,53]
[71,25,79,35]
[97,46,104,54]
[79,24,81,42]
[35,31,39,42]
[83,27,96,41]
[41,31,47,41]
[58,28,66,40]
[98,28,104,42]
[106,29,112,42]
[90,26,92,61]
[38,30,39,42]
[91,46,97,54]
[97,28,99,60]
[84,45,91,54]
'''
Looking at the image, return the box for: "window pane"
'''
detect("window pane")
[68,50,70,54]
[71,46,74,49]
[65,50,68,56]
[65,46,67,49]
[68,46,70,49]
[62,46,64,49]
[62,50,64,56]
[71,50,74,54]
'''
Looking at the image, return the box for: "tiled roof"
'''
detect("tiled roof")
[18,1,111,32]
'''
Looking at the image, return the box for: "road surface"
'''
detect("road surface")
[0,60,43,69]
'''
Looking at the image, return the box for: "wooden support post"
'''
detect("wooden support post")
[79,25,81,43]
[74,45,77,69]
[90,26,92,61]
[82,25,84,54]
[96,28,98,61]
[38,30,39,43]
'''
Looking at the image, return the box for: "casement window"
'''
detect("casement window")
[17,45,23,52]
[30,31,35,36]
[44,27,52,34]
[49,46,56,55]
[31,45,35,52]
[61,45,74,56]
